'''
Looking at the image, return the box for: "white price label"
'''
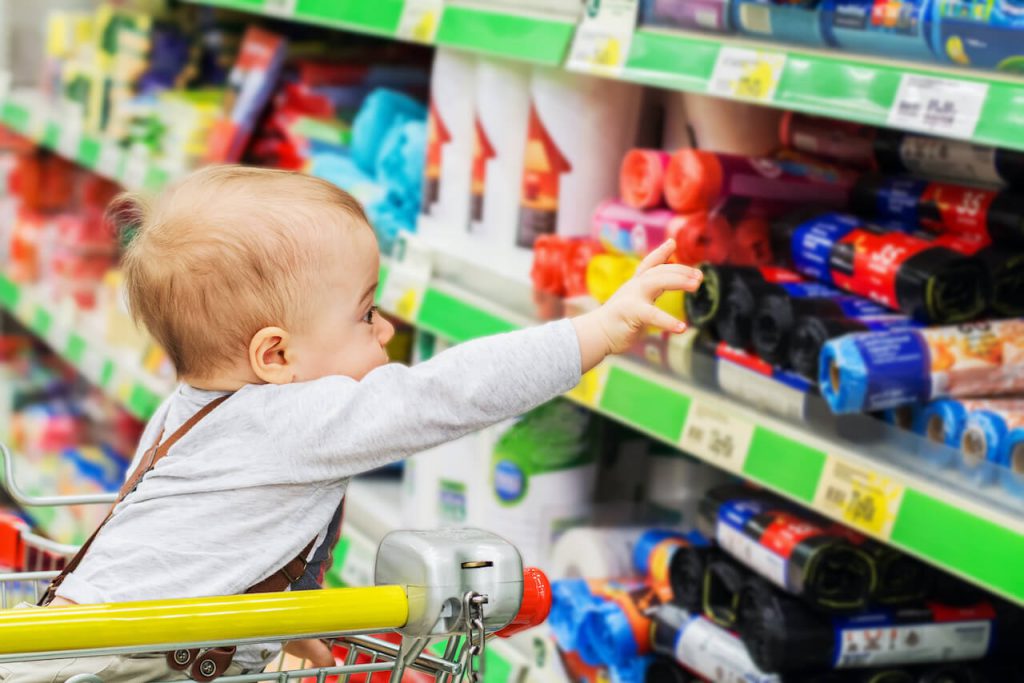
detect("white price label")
[378,235,433,321]
[679,400,754,473]
[567,0,639,74]
[57,121,82,160]
[263,0,297,17]
[888,74,988,140]
[708,46,786,102]
[396,0,444,43]
[97,143,123,180]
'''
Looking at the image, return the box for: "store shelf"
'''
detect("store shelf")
[187,0,1024,151]
[381,236,1024,607]
[185,0,576,66]
[0,274,172,422]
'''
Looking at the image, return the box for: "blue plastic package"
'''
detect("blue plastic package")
[579,601,640,668]
[549,579,603,656]
[912,398,968,464]
[351,88,426,175]
[822,0,936,62]
[932,0,1024,72]
[1000,427,1024,497]
[733,0,829,47]
[962,406,1024,486]
[819,329,933,413]
[375,120,427,201]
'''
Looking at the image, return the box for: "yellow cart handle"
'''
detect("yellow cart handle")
[0,586,408,655]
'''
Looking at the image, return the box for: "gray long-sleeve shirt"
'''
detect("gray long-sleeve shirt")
[57,320,580,668]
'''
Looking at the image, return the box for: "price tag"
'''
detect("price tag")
[888,74,988,140]
[378,235,433,321]
[122,149,150,190]
[97,143,124,180]
[263,0,297,16]
[678,400,754,474]
[708,46,786,102]
[57,120,82,160]
[567,0,639,74]
[566,363,610,408]
[814,457,905,538]
[396,0,444,43]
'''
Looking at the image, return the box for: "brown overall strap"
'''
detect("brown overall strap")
[39,395,231,606]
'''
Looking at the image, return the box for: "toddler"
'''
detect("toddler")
[0,165,701,682]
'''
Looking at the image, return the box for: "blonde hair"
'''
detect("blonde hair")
[116,165,371,378]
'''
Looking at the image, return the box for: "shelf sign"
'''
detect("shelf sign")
[397,0,445,43]
[708,47,786,103]
[263,0,297,17]
[678,399,754,474]
[378,234,433,322]
[814,457,905,538]
[888,74,988,140]
[567,0,639,75]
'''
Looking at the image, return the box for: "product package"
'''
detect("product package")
[639,0,734,33]
[932,0,1024,72]
[733,0,829,47]
[821,0,935,62]
[788,315,918,380]
[820,319,1024,413]
[961,401,1024,491]
[775,212,988,324]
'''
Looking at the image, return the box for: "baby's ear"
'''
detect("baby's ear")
[249,327,293,385]
[106,192,150,248]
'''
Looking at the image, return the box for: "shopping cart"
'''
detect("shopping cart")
[0,445,551,682]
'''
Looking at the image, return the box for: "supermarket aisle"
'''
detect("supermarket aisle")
[0,1,1023,682]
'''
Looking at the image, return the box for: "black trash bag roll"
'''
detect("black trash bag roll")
[650,603,690,658]
[703,556,749,628]
[645,655,698,683]
[738,577,1004,674]
[787,315,911,380]
[699,485,875,611]
[684,264,807,335]
[865,544,932,606]
[669,545,719,613]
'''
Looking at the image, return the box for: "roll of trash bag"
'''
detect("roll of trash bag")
[664,150,854,214]
[851,175,1024,247]
[788,315,916,380]
[685,264,804,329]
[819,320,1024,413]
[621,149,672,210]
[780,112,1024,187]
[698,486,875,611]
[737,578,1003,673]
[961,401,1024,488]
[702,555,749,628]
[668,545,719,613]
[644,656,697,683]
[774,212,988,324]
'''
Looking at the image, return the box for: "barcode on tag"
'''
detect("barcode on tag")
[887,74,988,140]
[396,0,444,43]
[567,0,639,74]
[678,400,754,473]
[814,458,905,538]
[708,46,786,102]
[263,0,297,17]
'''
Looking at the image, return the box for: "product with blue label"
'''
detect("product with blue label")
[697,486,876,611]
[734,0,830,47]
[650,604,781,683]
[579,581,660,670]
[912,398,976,464]
[819,318,1024,413]
[781,112,1024,187]
[932,0,1024,73]
[752,292,895,366]
[822,0,936,62]
[851,175,1024,247]
[550,577,649,665]
[774,212,988,323]
[788,314,917,380]
[639,0,735,33]
[960,400,1024,491]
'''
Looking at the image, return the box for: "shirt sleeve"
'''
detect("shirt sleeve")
[256,319,581,482]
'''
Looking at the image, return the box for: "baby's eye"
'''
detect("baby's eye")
[362,306,378,324]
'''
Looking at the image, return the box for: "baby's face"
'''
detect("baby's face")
[288,226,394,382]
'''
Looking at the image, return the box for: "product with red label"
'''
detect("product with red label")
[819,319,1024,413]
[531,235,604,298]
[737,577,1010,673]
[788,315,917,380]
[776,212,988,324]
[663,150,856,214]
[698,486,876,611]
[851,175,1024,247]
[780,112,1024,187]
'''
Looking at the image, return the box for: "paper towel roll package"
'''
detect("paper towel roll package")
[470,57,531,250]
[421,49,475,231]
[517,68,642,247]
[680,93,783,157]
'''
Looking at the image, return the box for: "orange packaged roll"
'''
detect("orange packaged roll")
[620,149,672,209]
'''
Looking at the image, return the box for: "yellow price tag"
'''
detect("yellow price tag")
[708,47,786,103]
[567,363,609,408]
[814,458,905,538]
[567,0,639,75]
[397,0,444,43]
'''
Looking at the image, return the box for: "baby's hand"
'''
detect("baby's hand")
[572,239,702,372]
